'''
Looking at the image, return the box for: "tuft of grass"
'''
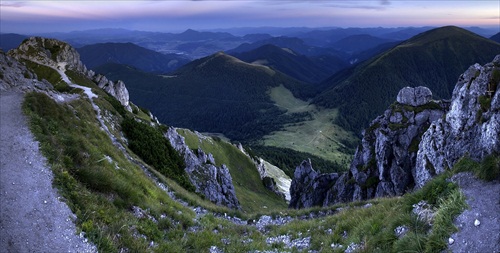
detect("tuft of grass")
[425,189,467,252]
[453,154,500,181]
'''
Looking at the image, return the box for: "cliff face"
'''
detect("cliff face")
[8,37,131,110]
[415,55,500,187]
[165,128,240,209]
[290,55,500,208]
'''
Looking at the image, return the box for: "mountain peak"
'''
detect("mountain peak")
[402,25,487,46]
[181,28,199,34]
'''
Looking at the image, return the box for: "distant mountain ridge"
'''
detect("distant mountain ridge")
[0,33,29,51]
[230,44,347,83]
[77,42,190,73]
[328,34,395,54]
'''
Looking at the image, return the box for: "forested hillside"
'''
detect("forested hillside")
[95,52,316,142]
[314,26,500,133]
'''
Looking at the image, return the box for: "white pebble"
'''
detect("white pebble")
[474,219,480,226]
[448,237,455,245]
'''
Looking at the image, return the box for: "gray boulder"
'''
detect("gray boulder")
[397,86,433,106]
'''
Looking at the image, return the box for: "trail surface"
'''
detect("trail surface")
[449,172,500,253]
[0,90,96,253]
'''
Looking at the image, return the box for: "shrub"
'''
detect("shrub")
[121,117,194,191]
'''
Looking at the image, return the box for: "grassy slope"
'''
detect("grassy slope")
[262,84,358,169]
[177,128,287,213]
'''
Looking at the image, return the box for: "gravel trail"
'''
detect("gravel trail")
[0,90,96,253]
[449,172,500,253]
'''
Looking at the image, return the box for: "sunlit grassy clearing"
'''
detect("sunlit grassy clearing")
[263,85,357,168]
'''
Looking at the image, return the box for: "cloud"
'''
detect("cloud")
[380,0,391,6]
[0,1,26,8]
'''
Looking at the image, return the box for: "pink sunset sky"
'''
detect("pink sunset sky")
[1,0,499,34]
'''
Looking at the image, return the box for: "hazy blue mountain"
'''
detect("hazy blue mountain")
[242,33,273,42]
[0,33,29,51]
[328,34,395,54]
[490,32,500,43]
[379,27,435,40]
[228,36,347,59]
[77,42,190,73]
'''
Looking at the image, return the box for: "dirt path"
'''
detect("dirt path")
[449,172,500,253]
[0,90,96,253]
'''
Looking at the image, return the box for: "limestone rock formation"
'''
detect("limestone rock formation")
[290,55,500,208]
[397,86,433,107]
[289,159,339,208]
[165,127,240,209]
[289,90,447,207]
[415,55,500,187]
[0,50,52,91]
[8,37,131,110]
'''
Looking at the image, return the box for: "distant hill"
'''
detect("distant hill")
[0,33,29,51]
[95,52,314,141]
[314,26,500,133]
[77,42,190,73]
[491,32,500,43]
[231,44,347,83]
[228,36,347,58]
[328,34,395,54]
[175,29,237,41]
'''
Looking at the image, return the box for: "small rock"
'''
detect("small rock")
[448,237,455,245]
[474,219,480,226]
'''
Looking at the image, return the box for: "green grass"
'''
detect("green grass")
[453,154,500,181]
[178,128,287,213]
[22,60,71,92]
[262,85,358,169]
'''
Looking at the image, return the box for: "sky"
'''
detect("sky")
[1,0,499,34]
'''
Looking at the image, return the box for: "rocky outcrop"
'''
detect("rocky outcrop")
[0,50,52,91]
[289,89,447,207]
[415,55,500,187]
[8,37,131,110]
[324,87,447,203]
[8,37,87,73]
[289,160,339,208]
[397,86,433,106]
[290,54,500,208]
[165,127,240,209]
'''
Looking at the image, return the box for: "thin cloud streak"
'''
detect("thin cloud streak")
[0,0,498,33]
